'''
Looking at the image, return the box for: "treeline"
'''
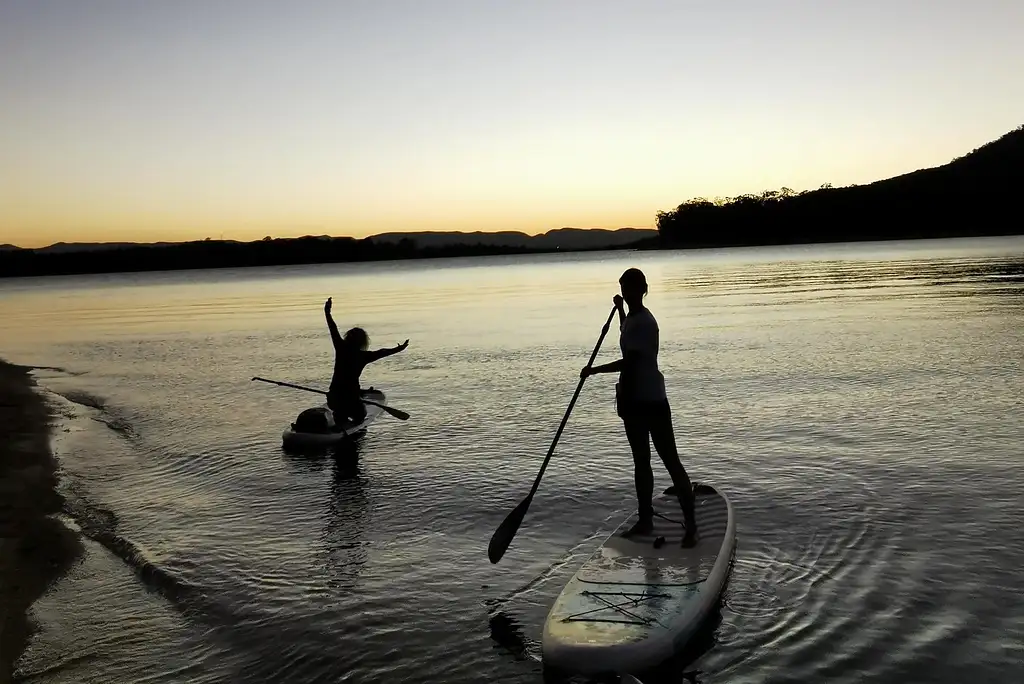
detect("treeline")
[655,125,1024,247]
[0,236,528,278]
[0,235,626,279]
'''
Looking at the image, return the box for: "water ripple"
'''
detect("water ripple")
[9,239,1024,684]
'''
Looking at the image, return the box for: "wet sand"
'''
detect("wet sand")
[0,360,81,684]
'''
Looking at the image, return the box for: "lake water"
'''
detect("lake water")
[2,236,1023,684]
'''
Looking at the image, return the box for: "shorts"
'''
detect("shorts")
[615,382,671,422]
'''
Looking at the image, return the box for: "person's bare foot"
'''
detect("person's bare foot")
[681,529,699,548]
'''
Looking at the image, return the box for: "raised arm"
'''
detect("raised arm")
[581,306,641,378]
[324,297,343,350]
[366,339,409,363]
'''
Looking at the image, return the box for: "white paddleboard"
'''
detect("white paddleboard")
[281,388,387,449]
[542,482,735,676]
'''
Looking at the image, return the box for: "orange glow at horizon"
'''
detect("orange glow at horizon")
[2,2,1022,249]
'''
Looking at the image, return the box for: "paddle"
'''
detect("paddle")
[251,376,410,421]
[487,305,618,564]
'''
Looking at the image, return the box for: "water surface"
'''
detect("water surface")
[2,236,1023,683]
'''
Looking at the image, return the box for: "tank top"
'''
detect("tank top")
[617,307,667,403]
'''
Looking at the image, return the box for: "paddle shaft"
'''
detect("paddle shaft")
[487,305,618,563]
[522,305,617,502]
[252,376,327,395]
[250,376,407,419]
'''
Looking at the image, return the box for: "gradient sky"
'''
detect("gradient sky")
[2,1,1022,248]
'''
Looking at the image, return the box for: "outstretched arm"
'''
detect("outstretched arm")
[324,298,342,350]
[366,339,410,363]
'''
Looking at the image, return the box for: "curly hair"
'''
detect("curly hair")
[344,327,369,350]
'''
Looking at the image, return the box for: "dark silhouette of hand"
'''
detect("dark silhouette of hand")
[580,366,594,379]
[613,295,624,310]
[324,297,332,314]
[397,339,409,351]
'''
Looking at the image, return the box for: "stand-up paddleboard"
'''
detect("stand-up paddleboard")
[281,388,386,449]
[542,482,735,677]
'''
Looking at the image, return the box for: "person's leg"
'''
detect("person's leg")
[326,391,365,428]
[649,401,699,547]
[348,395,367,423]
[622,412,655,536]
[326,391,345,419]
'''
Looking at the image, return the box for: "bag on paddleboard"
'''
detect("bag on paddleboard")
[292,407,333,434]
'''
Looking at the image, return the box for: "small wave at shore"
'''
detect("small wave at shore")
[0,361,83,683]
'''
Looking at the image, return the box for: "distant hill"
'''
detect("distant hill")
[32,241,187,254]
[0,228,654,278]
[369,227,656,250]
[655,125,1024,247]
[11,227,654,255]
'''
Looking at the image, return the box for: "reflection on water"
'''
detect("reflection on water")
[4,236,1024,684]
[322,442,371,594]
[661,249,1024,302]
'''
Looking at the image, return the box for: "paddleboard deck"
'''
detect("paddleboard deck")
[542,482,735,676]
[281,388,386,449]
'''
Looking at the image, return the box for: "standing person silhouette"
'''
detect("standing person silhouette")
[580,268,698,547]
[323,297,408,425]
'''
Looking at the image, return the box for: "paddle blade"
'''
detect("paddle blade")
[488,494,533,564]
[379,404,410,421]
[362,399,410,421]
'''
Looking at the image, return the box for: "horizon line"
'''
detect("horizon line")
[3,225,657,251]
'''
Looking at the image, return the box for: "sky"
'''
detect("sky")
[2,1,1022,249]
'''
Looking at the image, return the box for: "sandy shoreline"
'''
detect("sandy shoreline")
[0,359,82,684]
